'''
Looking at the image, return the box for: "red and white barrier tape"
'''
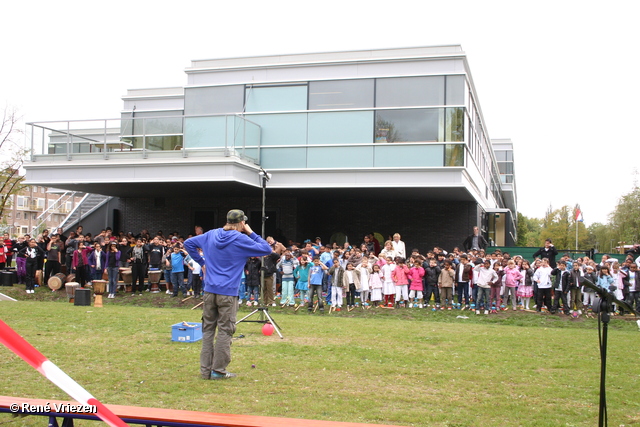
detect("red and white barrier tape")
[0,319,128,427]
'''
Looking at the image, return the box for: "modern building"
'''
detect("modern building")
[24,45,517,251]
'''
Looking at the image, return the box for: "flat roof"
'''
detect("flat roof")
[187,45,465,72]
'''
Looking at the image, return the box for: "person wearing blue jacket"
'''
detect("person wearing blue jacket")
[184,209,271,380]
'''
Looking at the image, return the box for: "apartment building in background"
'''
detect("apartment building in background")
[2,187,84,236]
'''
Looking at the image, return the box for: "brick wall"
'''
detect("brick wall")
[117,196,479,253]
[117,196,298,241]
[296,197,479,254]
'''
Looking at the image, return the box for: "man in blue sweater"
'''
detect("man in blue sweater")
[185,209,271,380]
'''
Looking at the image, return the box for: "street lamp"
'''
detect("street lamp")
[235,168,283,338]
[258,169,271,240]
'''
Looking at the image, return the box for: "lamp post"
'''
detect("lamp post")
[235,169,283,338]
[258,169,271,240]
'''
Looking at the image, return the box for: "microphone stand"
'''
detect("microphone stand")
[582,278,636,427]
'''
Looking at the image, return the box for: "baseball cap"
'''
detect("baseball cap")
[227,209,248,224]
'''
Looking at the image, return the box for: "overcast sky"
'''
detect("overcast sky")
[2,0,638,226]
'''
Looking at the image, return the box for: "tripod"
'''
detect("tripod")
[236,306,283,339]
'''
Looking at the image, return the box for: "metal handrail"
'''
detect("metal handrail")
[26,113,262,163]
[30,191,78,234]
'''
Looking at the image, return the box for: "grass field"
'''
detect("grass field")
[1,286,640,427]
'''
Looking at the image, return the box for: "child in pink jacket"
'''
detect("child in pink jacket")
[408,259,425,307]
[391,257,410,307]
[502,259,523,310]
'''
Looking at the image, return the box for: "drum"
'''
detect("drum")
[65,282,80,303]
[148,270,162,293]
[120,268,132,292]
[121,269,132,284]
[93,280,106,295]
[35,270,43,286]
[65,273,76,283]
[48,273,66,291]
[102,270,109,281]
[92,279,107,307]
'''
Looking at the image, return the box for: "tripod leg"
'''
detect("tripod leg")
[262,310,283,339]
[235,309,261,325]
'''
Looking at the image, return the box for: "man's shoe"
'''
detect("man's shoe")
[211,371,237,380]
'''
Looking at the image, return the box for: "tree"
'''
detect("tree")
[587,222,615,253]
[0,106,27,224]
[516,212,541,246]
[538,205,588,250]
[608,184,640,246]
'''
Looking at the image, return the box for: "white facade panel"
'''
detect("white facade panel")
[188,59,466,87]
[267,168,464,189]
[123,97,184,111]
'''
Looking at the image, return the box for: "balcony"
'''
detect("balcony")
[26,114,261,164]
[24,112,476,203]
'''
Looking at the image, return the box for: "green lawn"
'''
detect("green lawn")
[1,287,639,427]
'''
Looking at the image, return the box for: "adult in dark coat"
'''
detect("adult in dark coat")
[462,226,488,252]
[532,239,559,268]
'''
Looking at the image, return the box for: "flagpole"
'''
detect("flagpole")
[575,206,584,251]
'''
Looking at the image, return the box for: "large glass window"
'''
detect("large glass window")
[130,136,183,151]
[307,146,374,168]
[445,107,464,142]
[184,116,227,148]
[261,147,307,169]
[244,85,307,112]
[498,162,514,175]
[374,144,444,167]
[185,86,244,115]
[494,150,513,161]
[494,151,507,161]
[376,76,445,107]
[445,75,465,105]
[375,109,443,143]
[129,111,183,135]
[247,113,307,146]
[308,111,374,145]
[308,79,374,110]
[445,144,464,166]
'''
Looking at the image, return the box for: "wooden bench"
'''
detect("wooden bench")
[0,396,404,427]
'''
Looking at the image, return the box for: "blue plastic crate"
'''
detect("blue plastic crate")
[171,322,202,342]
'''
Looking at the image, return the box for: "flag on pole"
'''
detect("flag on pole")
[575,206,584,222]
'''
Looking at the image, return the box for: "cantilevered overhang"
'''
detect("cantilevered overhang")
[26,156,487,211]
[24,154,485,204]
[24,155,263,197]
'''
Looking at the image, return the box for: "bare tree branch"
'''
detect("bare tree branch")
[0,106,27,222]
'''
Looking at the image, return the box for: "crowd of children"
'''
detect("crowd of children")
[4,228,640,319]
[241,236,640,317]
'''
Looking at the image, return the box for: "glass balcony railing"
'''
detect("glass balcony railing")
[26,112,467,170]
[26,114,262,164]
